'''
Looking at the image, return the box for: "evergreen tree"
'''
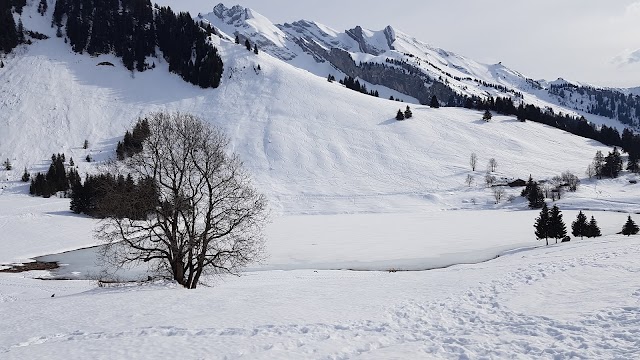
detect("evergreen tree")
[245,39,251,51]
[521,175,535,198]
[483,110,492,121]
[17,18,24,43]
[571,211,588,239]
[548,205,567,244]
[21,168,30,182]
[396,109,405,121]
[0,60,3,68]
[253,44,258,54]
[3,158,11,170]
[601,147,623,178]
[627,152,639,173]
[430,95,440,108]
[404,106,413,119]
[593,150,605,179]
[534,203,550,246]
[622,215,639,236]
[527,181,545,209]
[235,34,240,44]
[586,216,601,238]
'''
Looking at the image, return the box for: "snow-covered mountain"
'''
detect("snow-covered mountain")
[0,0,619,216]
[202,4,640,128]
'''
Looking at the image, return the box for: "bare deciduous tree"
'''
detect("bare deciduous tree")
[488,158,498,172]
[585,164,595,179]
[97,112,268,289]
[485,173,496,187]
[470,153,477,171]
[465,174,474,187]
[561,171,580,192]
[493,187,506,204]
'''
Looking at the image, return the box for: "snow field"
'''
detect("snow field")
[1,3,640,359]
[1,236,639,359]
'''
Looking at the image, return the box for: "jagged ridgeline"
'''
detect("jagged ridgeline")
[51,0,223,88]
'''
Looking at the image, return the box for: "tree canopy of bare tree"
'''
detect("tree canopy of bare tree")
[470,153,477,171]
[97,112,268,289]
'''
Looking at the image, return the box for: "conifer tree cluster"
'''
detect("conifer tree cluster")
[52,0,223,88]
[116,118,151,160]
[590,148,623,179]
[571,211,601,239]
[29,154,80,198]
[338,76,379,97]
[70,173,157,219]
[395,106,413,121]
[0,0,20,54]
[534,204,567,245]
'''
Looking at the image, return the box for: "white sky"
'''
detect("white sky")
[157,0,640,88]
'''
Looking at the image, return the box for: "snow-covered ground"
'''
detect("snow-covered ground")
[2,1,640,358]
[2,229,639,359]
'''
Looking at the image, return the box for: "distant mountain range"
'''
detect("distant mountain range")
[202,3,640,129]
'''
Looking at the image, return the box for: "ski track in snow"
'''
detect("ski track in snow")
[2,244,639,359]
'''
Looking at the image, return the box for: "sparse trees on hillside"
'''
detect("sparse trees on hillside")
[97,112,268,289]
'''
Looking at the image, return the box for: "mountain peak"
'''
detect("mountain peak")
[212,3,254,25]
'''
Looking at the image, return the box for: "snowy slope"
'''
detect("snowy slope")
[201,3,640,130]
[0,1,617,216]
